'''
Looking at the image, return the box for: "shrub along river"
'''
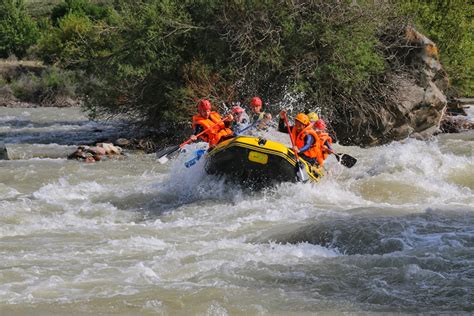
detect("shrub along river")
[0,107,473,314]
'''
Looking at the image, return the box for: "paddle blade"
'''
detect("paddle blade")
[156,145,179,159]
[334,153,357,168]
[296,161,309,182]
[158,155,169,164]
[156,145,181,164]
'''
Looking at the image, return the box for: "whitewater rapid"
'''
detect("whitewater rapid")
[0,107,473,314]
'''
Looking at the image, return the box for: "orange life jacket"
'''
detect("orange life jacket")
[192,112,233,146]
[292,125,326,166]
[317,132,333,161]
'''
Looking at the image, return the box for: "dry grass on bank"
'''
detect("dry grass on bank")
[25,0,111,18]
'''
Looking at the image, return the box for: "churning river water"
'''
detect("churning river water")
[0,107,473,315]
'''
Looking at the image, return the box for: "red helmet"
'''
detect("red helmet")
[232,105,244,114]
[197,99,211,111]
[315,119,326,131]
[250,96,262,108]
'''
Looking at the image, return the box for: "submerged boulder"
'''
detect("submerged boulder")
[439,114,473,133]
[0,142,8,160]
[68,143,123,163]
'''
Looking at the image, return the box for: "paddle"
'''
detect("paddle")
[333,152,357,168]
[156,118,226,164]
[184,149,206,168]
[310,120,357,168]
[235,119,263,136]
[282,112,309,182]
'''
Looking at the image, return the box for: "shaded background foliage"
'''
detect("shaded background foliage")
[1,0,473,143]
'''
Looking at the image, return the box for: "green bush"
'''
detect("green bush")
[33,0,471,140]
[79,0,195,126]
[34,0,392,130]
[51,0,115,26]
[0,0,39,58]
[36,13,113,69]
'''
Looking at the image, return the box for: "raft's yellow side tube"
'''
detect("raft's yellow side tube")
[208,136,323,182]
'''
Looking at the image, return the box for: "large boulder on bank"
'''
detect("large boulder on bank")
[338,27,450,146]
[397,27,448,140]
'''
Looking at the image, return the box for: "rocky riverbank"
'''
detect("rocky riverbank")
[440,98,473,133]
[333,27,472,146]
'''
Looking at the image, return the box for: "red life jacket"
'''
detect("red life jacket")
[192,112,233,146]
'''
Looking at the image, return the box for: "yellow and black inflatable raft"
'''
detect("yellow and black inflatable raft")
[205,136,323,187]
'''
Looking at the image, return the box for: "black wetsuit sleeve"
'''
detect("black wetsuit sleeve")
[194,125,204,135]
[278,118,289,133]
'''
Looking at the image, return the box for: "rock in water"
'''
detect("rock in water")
[0,142,8,160]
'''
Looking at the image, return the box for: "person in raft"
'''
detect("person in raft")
[231,105,250,133]
[248,96,273,132]
[190,99,234,149]
[307,111,334,163]
[278,111,332,167]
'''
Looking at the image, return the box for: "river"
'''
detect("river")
[1,107,473,314]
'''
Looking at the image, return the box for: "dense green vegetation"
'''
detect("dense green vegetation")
[0,0,39,58]
[1,0,472,138]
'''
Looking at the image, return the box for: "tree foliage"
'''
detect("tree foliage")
[51,0,113,26]
[30,0,472,141]
[35,13,113,68]
[0,0,39,58]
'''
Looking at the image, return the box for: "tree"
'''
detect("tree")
[0,0,39,58]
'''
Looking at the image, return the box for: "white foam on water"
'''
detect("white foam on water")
[0,183,20,199]
[330,138,473,208]
[33,177,105,203]
[110,238,339,286]
[1,106,474,312]
[152,143,246,205]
